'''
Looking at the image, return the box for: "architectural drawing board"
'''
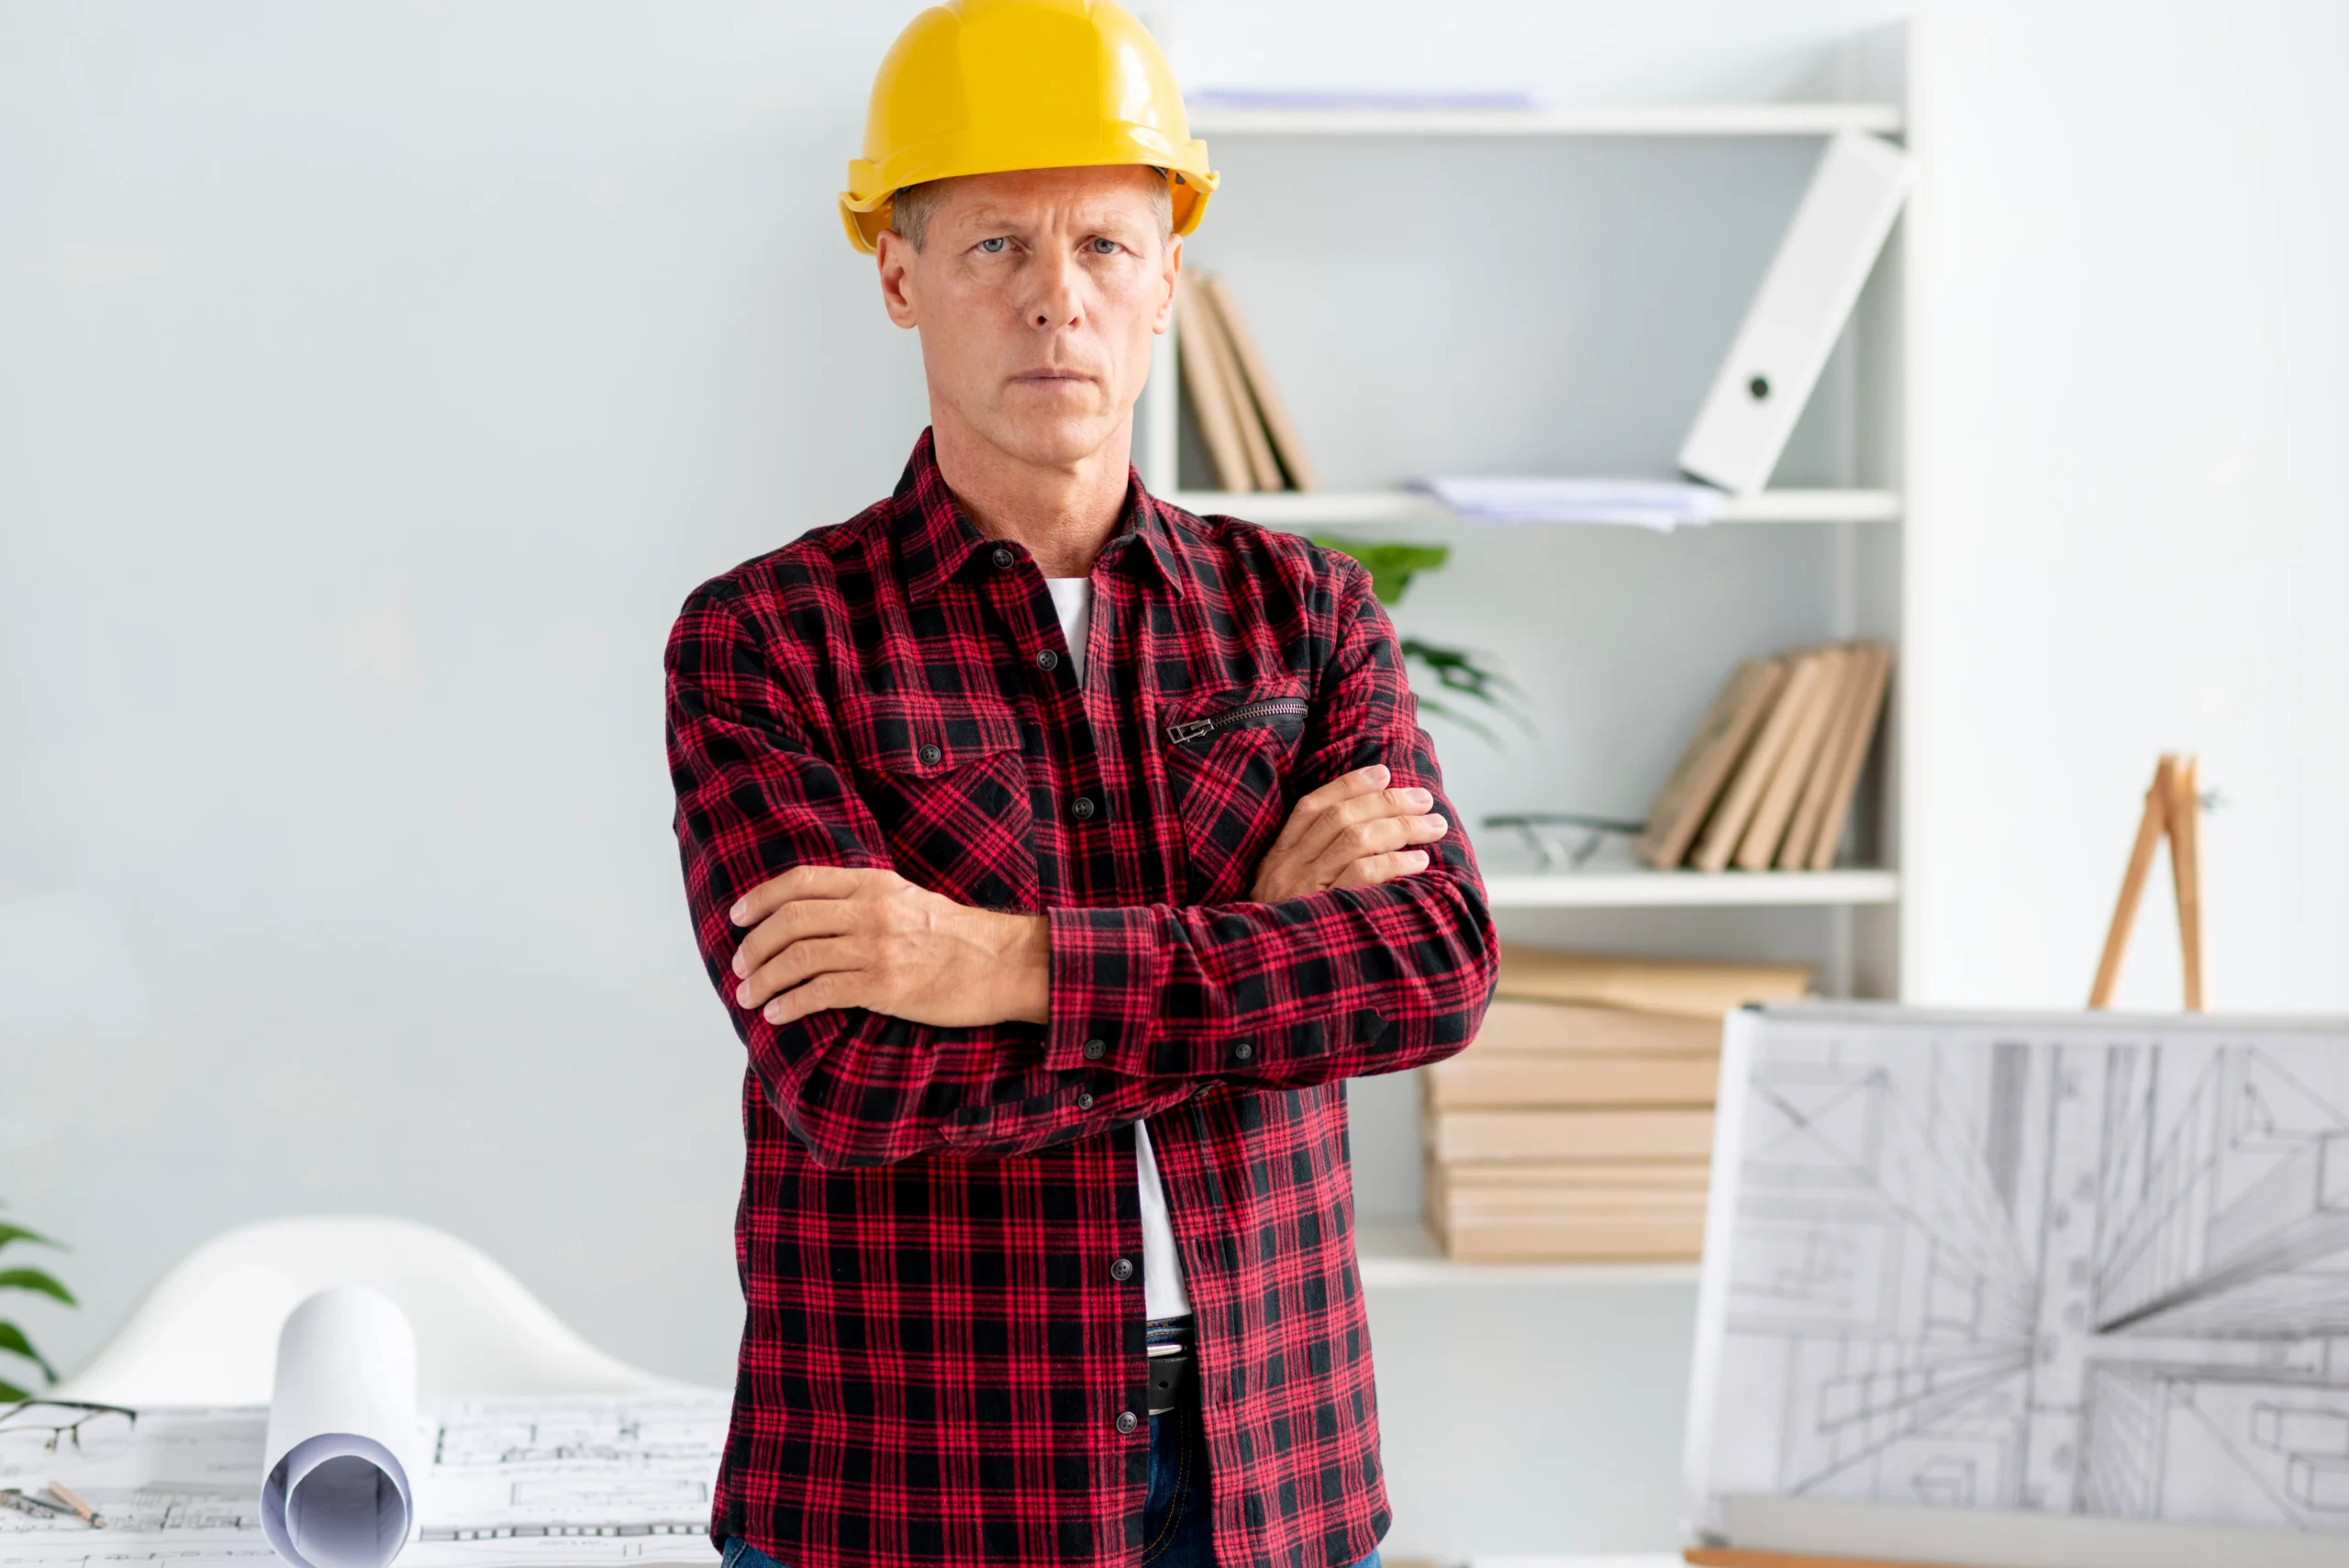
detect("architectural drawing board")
[1686,1004,2349,1568]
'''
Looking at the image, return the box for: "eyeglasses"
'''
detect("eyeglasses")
[0,1401,138,1455]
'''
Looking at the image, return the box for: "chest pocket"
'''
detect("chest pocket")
[839,693,1037,911]
[1158,680,1310,903]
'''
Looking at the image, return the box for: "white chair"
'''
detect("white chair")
[50,1215,683,1405]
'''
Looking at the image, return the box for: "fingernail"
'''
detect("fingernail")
[1362,763,1388,781]
[763,1001,784,1023]
[736,984,753,1006]
[731,954,748,978]
[729,902,749,924]
[1427,815,1448,833]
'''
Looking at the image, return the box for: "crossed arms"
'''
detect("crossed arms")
[664,562,1498,1168]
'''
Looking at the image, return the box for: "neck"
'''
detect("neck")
[930,408,1134,579]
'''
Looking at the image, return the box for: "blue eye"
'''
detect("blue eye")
[978,237,1008,253]
[1090,238,1119,254]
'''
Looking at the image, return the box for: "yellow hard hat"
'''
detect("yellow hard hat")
[840,0,1218,254]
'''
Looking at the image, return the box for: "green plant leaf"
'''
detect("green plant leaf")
[0,1378,32,1403]
[0,1268,76,1307]
[0,1223,61,1259]
[0,1320,56,1384]
[1310,536,1451,606]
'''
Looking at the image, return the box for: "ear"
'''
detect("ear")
[1153,233,1182,336]
[876,228,919,329]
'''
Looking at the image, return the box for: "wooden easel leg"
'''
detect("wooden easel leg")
[2088,756,2175,1010]
[2171,753,2203,1010]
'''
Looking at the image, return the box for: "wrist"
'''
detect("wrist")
[993,912,1052,1024]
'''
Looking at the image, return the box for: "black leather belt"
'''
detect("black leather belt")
[1145,1351,1193,1416]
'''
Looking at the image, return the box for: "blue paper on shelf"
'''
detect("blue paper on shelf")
[1419,476,1730,530]
[1185,88,1538,114]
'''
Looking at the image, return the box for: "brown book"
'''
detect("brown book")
[1202,272,1319,491]
[1470,999,1721,1056]
[1493,945,1813,1020]
[1436,1212,1708,1262]
[1175,273,1253,492]
[1688,646,1837,873]
[1733,644,1852,871]
[1433,1158,1713,1192]
[1804,641,1894,871]
[1632,656,1787,869]
[1425,1106,1716,1162]
[1425,1051,1720,1108]
[1778,641,1871,869]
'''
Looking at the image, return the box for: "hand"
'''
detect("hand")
[1249,764,1449,903]
[727,866,1051,1029]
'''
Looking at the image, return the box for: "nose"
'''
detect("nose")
[1025,246,1085,332]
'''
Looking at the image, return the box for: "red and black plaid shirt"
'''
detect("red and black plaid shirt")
[665,431,1497,1568]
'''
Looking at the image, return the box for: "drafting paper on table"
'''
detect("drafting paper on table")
[0,1394,729,1568]
[1685,1003,2349,1568]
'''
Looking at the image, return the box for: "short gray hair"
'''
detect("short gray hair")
[889,169,1173,251]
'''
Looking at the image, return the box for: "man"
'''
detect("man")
[664,4,1497,1566]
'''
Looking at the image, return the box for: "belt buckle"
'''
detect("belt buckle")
[1145,1351,1192,1416]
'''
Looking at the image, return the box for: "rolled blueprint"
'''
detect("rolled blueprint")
[260,1286,420,1568]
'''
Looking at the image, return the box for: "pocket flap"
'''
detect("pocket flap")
[840,692,1022,778]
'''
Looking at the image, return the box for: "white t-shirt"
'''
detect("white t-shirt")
[1045,575,1193,1320]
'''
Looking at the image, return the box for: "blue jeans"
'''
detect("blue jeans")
[720,1396,1385,1568]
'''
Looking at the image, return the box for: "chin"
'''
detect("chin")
[986,413,1121,470]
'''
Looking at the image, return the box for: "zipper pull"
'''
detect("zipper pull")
[1164,717,1217,745]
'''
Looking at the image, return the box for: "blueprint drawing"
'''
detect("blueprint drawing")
[1688,1006,2349,1541]
[0,1395,728,1568]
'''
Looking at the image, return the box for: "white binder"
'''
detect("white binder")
[1677,131,1912,496]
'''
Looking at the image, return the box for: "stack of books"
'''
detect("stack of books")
[1175,272,1319,493]
[1632,639,1894,873]
[1421,944,1813,1262]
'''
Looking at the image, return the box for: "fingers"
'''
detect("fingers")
[1264,764,1393,856]
[1293,781,1439,867]
[732,897,858,980]
[729,864,892,927]
[1301,802,1445,878]
[760,969,861,1029]
[738,935,861,1014]
[1332,850,1432,889]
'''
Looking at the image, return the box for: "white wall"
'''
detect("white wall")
[4,0,2344,1555]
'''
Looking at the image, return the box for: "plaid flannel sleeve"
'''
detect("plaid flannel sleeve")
[666,585,1195,1169]
[1043,557,1499,1088]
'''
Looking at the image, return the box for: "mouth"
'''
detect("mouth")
[1011,369,1097,389]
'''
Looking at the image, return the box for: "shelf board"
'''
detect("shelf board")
[1355,1220,1700,1288]
[1485,866,1899,909]
[1167,488,1900,528]
[1189,103,1903,139]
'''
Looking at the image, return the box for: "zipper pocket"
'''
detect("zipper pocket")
[1164,696,1308,747]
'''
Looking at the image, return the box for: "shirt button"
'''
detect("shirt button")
[1110,1257,1134,1282]
[1076,1091,1095,1110]
[1035,648,1059,672]
[1115,1410,1140,1435]
[1071,795,1097,821]
[1082,1037,1108,1061]
[991,546,1016,569]
[1232,1040,1255,1062]
[917,742,942,765]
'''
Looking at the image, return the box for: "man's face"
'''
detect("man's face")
[877,165,1177,472]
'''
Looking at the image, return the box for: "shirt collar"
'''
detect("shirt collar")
[891,428,1191,603]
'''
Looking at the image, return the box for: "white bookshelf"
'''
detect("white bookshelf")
[1186,102,1902,138]
[1354,1220,1700,1288]
[1485,866,1899,909]
[1166,486,1899,528]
